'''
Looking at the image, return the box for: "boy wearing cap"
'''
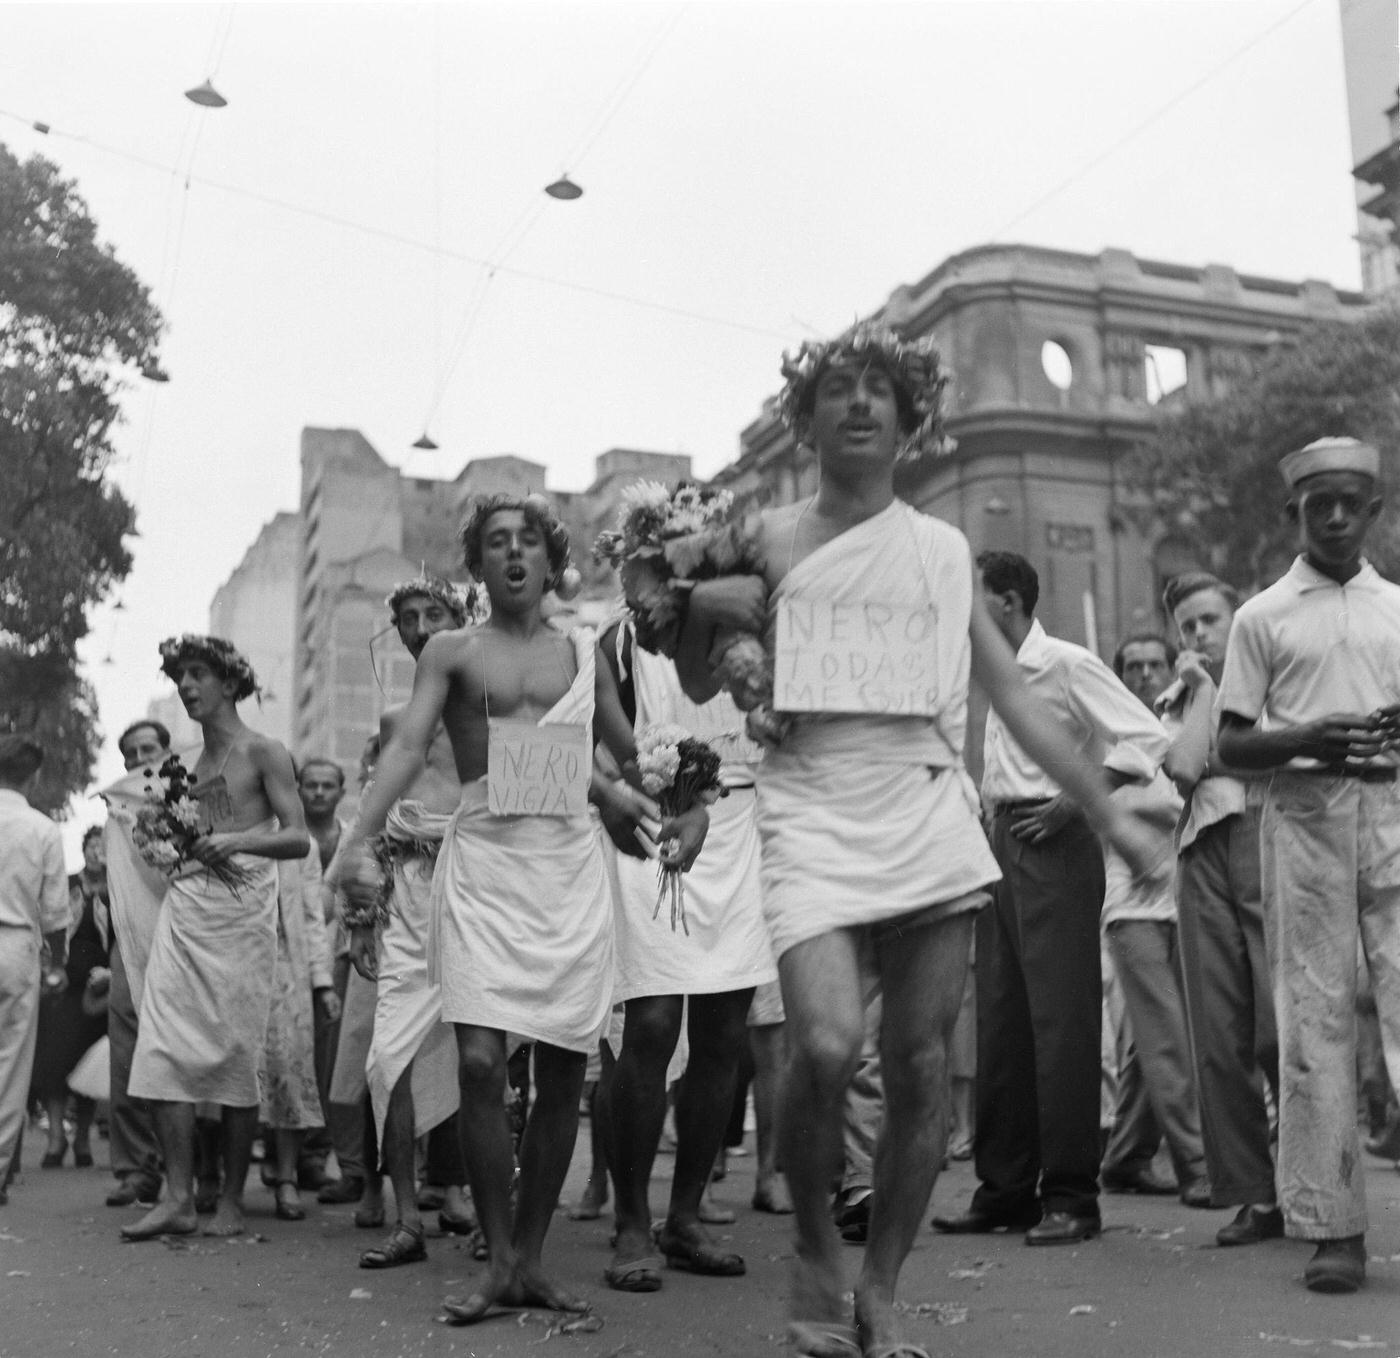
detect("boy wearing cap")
[1217,436,1400,1294]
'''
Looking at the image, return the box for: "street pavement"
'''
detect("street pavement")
[2,1125,1398,1358]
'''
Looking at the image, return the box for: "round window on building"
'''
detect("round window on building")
[1041,340,1074,391]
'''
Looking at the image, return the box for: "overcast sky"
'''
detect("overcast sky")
[0,0,1372,854]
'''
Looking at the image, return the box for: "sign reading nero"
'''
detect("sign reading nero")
[774,598,940,717]
[192,774,235,833]
[487,720,591,818]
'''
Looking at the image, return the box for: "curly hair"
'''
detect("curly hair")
[779,322,952,460]
[386,575,471,629]
[158,634,259,702]
[458,493,572,591]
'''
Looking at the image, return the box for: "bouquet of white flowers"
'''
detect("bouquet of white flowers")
[131,753,251,894]
[634,723,727,934]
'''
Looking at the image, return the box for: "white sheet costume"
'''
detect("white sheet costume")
[757,501,1000,959]
[431,630,614,1053]
[365,800,458,1143]
[100,768,176,1009]
[261,842,332,1129]
[129,816,280,1107]
[612,632,777,1002]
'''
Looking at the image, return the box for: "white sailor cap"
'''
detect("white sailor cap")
[1279,436,1380,487]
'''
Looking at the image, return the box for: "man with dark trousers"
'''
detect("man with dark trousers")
[934,552,1168,1244]
[101,719,172,1208]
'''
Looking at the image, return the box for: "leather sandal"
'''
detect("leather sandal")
[657,1223,746,1276]
[604,1255,664,1292]
[359,1221,427,1269]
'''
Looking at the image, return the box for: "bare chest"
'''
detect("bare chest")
[460,633,577,722]
[192,747,270,831]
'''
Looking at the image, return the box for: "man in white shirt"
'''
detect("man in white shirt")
[1217,436,1400,1294]
[1099,635,1209,1208]
[0,734,71,1204]
[102,719,172,1208]
[935,552,1168,1246]
[1159,573,1280,1248]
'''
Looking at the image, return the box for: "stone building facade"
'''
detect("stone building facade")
[714,243,1367,654]
[208,511,300,750]
[1338,0,1399,297]
[206,428,691,777]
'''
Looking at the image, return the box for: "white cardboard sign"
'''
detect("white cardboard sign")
[487,720,591,817]
[774,598,940,717]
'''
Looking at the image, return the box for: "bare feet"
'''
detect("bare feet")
[203,1198,248,1237]
[753,1175,794,1214]
[194,1178,221,1214]
[354,1179,386,1230]
[789,1250,852,1357]
[121,1201,198,1241]
[513,1261,589,1313]
[855,1285,923,1358]
[442,1260,589,1325]
[698,1189,736,1225]
[568,1176,609,1221]
[443,1260,517,1325]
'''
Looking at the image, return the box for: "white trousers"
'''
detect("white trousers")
[1262,772,1400,1239]
[0,928,41,1174]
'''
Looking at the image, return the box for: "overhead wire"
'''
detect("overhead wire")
[557,3,688,177]
[991,0,1322,238]
[99,3,239,667]
[0,103,794,343]
[419,4,690,440]
[0,0,1324,417]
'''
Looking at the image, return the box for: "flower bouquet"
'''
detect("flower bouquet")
[634,723,727,934]
[132,753,252,894]
[337,841,396,932]
[594,482,786,742]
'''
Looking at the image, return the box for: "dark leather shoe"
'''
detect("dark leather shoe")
[932,1204,1041,1234]
[105,1175,160,1208]
[1025,1210,1100,1246]
[297,1160,330,1191]
[316,1174,366,1204]
[834,1191,870,1244]
[1304,1236,1366,1293]
[1179,1178,1214,1209]
[1363,1122,1400,1160]
[1102,1168,1177,1196]
[1216,1204,1284,1247]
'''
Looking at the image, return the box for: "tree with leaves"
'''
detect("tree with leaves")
[1121,302,1400,595]
[0,143,163,812]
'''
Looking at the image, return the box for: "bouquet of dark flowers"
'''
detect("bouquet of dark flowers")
[634,723,727,934]
[131,753,252,894]
[594,482,785,742]
[337,840,396,932]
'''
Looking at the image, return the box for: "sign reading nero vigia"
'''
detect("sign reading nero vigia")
[774,598,941,716]
[487,720,591,817]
